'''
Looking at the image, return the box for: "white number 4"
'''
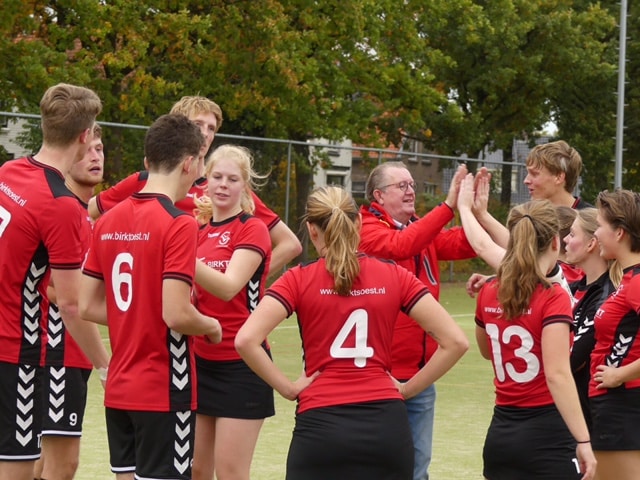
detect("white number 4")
[330,309,374,368]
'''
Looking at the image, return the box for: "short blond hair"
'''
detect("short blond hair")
[170,96,223,132]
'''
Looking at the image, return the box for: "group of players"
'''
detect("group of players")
[1,82,639,480]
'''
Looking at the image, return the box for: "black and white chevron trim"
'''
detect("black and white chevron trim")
[47,305,63,349]
[16,365,36,447]
[23,262,46,347]
[169,330,188,391]
[47,367,66,423]
[174,410,191,475]
[247,279,260,312]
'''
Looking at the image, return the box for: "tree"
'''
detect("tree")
[407,0,617,203]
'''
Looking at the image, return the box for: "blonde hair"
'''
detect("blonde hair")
[40,83,102,147]
[170,96,223,132]
[526,140,582,193]
[304,186,360,296]
[574,207,622,288]
[195,145,267,223]
[498,200,559,320]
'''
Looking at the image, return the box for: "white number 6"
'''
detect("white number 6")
[112,253,133,311]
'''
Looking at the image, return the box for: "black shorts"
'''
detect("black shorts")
[196,354,275,419]
[105,407,195,479]
[591,388,640,451]
[0,362,43,460]
[286,400,413,480]
[483,404,582,480]
[41,366,91,436]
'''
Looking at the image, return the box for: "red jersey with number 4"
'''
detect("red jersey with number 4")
[95,171,280,228]
[0,156,84,366]
[83,193,199,412]
[266,255,430,414]
[193,212,271,361]
[589,265,640,397]
[475,280,573,407]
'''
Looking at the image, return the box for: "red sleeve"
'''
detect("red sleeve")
[96,172,147,214]
[432,226,477,261]
[541,283,574,328]
[252,191,280,230]
[236,216,271,260]
[359,202,454,260]
[42,196,84,269]
[265,266,300,316]
[163,215,199,285]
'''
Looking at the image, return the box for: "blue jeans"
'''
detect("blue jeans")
[405,383,436,480]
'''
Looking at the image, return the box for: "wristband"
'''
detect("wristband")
[576,440,590,444]
[96,367,108,382]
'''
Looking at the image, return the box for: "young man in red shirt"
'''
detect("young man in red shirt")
[80,114,222,479]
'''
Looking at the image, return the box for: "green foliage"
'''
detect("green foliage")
[0,0,625,210]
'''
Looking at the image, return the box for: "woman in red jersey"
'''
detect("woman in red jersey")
[191,145,273,480]
[475,199,596,480]
[562,208,619,433]
[589,189,640,480]
[235,185,469,480]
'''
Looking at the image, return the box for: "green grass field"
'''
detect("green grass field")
[76,282,494,479]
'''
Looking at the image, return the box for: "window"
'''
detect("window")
[326,174,345,187]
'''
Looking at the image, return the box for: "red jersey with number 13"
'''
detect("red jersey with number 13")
[475,280,573,407]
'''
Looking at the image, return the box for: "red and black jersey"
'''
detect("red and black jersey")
[193,212,271,361]
[95,171,280,227]
[44,198,93,369]
[267,254,430,414]
[475,280,574,407]
[0,156,84,366]
[83,193,199,412]
[590,265,640,397]
[359,201,476,379]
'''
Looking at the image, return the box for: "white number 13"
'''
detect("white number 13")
[330,309,374,367]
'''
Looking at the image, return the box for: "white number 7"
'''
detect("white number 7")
[330,309,374,368]
[0,206,11,237]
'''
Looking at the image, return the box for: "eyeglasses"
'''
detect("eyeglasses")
[379,180,416,192]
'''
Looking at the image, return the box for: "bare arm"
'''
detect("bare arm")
[52,268,109,370]
[475,325,492,360]
[472,169,510,249]
[163,278,221,343]
[79,274,108,326]
[87,196,100,221]
[397,294,469,399]
[268,220,302,277]
[542,322,596,479]
[235,296,316,400]
[195,248,264,301]
[457,174,505,270]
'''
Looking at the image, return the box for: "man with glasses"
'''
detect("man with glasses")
[358,161,502,480]
[523,140,591,209]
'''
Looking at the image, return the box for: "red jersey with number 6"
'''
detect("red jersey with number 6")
[83,193,199,412]
[266,254,430,414]
[0,156,85,366]
[475,280,573,407]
